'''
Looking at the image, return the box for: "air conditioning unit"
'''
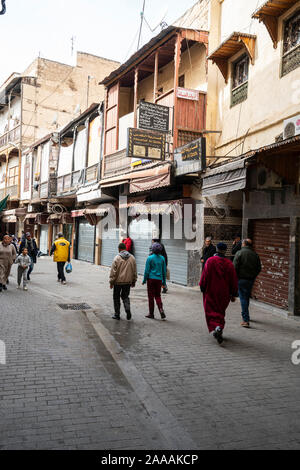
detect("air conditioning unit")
[283,114,300,139]
[257,167,282,189]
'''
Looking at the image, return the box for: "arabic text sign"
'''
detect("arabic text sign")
[138,101,170,133]
[127,128,166,161]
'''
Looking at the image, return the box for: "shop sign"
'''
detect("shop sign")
[127,128,166,166]
[175,138,206,176]
[138,101,169,133]
[176,87,199,101]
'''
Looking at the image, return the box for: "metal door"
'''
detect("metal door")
[163,218,188,285]
[101,227,120,267]
[129,218,155,275]
[39,225,48,255]
[77,219,95,263]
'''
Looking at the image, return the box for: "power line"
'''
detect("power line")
[137,0,146,50]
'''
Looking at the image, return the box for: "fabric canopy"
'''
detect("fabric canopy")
[202,167,247,197]
[0,195,9,212]
[1,215,17,223]
[129,172,171,193]
[128,200,183,223]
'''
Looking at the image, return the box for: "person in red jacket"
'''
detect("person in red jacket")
[122,234,133,254]
[200,242,238,344]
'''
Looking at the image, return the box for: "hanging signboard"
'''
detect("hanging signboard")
[138,101,170,133]
[127,128,166,165]
[176,87,200,101]
[174,137,206,176]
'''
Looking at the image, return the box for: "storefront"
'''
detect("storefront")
[76,218,96,263]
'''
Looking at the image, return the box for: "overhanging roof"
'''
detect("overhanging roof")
[252,0,299,48]
[100,27,209,87]
[208,32,257,82]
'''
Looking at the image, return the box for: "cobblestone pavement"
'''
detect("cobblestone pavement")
[1,257,300,450]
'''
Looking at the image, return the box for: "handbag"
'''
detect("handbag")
[65,263,73,274]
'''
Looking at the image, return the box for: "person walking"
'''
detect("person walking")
[121,232,133,254]
[233,239,262,328]
[19,232,38,281]
[0,235,17,292]
[143,242,167,321]
[150,238,168,293]
[201,237,216,270]
[50,232,70,285]
[109,243,137,321]
[200,243,238,344]
[231,234,242,261]
[15,247,31,291]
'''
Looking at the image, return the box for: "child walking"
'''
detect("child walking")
[16,247,31,291]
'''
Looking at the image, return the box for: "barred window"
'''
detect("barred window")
[283,10,300,55]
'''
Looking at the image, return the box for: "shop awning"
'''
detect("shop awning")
[1,208,27,217]
[84,203,116,226]
[1,215,17,223]
[71,209,85,218]
[25,213,38,220]
[100,163,171,189]
[129,172,171,193]
[208,32,256,82]
[128,200,184,223]
[252,1,298,48]
[47,214,62,224]
[202,160,247,197]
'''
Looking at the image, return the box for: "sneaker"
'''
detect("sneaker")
[112,315,120,321]
[23,287,28,291]
[241,322,250,328]
[213,326,223,344]
[126,311,132,321]
[62,281,67,285]
[162,288,168,294]
[145,314,155,319]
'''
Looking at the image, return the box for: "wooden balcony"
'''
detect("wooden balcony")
[103,149,131,178]
[0,125,21,150]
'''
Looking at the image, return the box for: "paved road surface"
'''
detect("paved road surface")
[0,257,300,450]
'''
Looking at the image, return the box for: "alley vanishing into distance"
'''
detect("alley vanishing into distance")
[0,257,300,450]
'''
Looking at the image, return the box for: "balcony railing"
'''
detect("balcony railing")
[103,149,131,178]
[6,185,18,198]
[85,163,99,183]
[56,164,101,195]
[0,125,21,149]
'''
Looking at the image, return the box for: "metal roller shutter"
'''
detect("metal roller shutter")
[77,220,95,263]
[101,228,120,267]
[39,225,48,255]
[129,219,155,275]
[251,218,290,310]
[163,218,188,286]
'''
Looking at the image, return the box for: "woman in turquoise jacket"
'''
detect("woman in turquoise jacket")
[143,243,166,320]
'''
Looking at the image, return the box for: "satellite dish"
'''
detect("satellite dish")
[148,7,168,32]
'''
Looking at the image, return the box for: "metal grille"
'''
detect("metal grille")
[58,303,92,311]
[282,44,300,77]
[177,130,202,148]
[231,81,248,107]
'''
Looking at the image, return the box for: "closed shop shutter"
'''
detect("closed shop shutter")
[101,228,120,267]
[163,218,188,286]
[77,219,95,263]
[251,218,290,310]
[39,225,48,255]
[129,218,156,276]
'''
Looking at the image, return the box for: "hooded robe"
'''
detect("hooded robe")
[200,254,238,332]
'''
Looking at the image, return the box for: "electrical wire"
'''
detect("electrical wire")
[137,0,146,50]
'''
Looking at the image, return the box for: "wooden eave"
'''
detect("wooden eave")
[252,0,298,49]
[208,32,257,82]
[101,28,209,89]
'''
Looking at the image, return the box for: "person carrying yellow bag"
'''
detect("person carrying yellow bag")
[50,232,70,285]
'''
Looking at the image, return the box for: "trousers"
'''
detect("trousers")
[18,266,28,287]
[238,279,255,323]
[113,285,131,316]
[57,262,66,282]
[147,279,163,315]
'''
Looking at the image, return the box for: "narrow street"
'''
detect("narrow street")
[0,257,300,450]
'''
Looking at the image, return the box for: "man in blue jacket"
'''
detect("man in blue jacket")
[143,243,167,320]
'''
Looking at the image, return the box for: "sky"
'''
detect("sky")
[0,0,198,84]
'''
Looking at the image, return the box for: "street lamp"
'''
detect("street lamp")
[0,1,6,15]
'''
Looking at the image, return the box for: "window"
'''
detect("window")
[8,166,18,187]
[24,163,30,192]
[282,10,300,76]
[231,55,249,107]
[178,74,185,88]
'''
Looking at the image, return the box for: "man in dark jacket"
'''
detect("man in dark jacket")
[19,232,38,281]
[233,239,262,328]
[231,234,242,261]
[201,237,216,270]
